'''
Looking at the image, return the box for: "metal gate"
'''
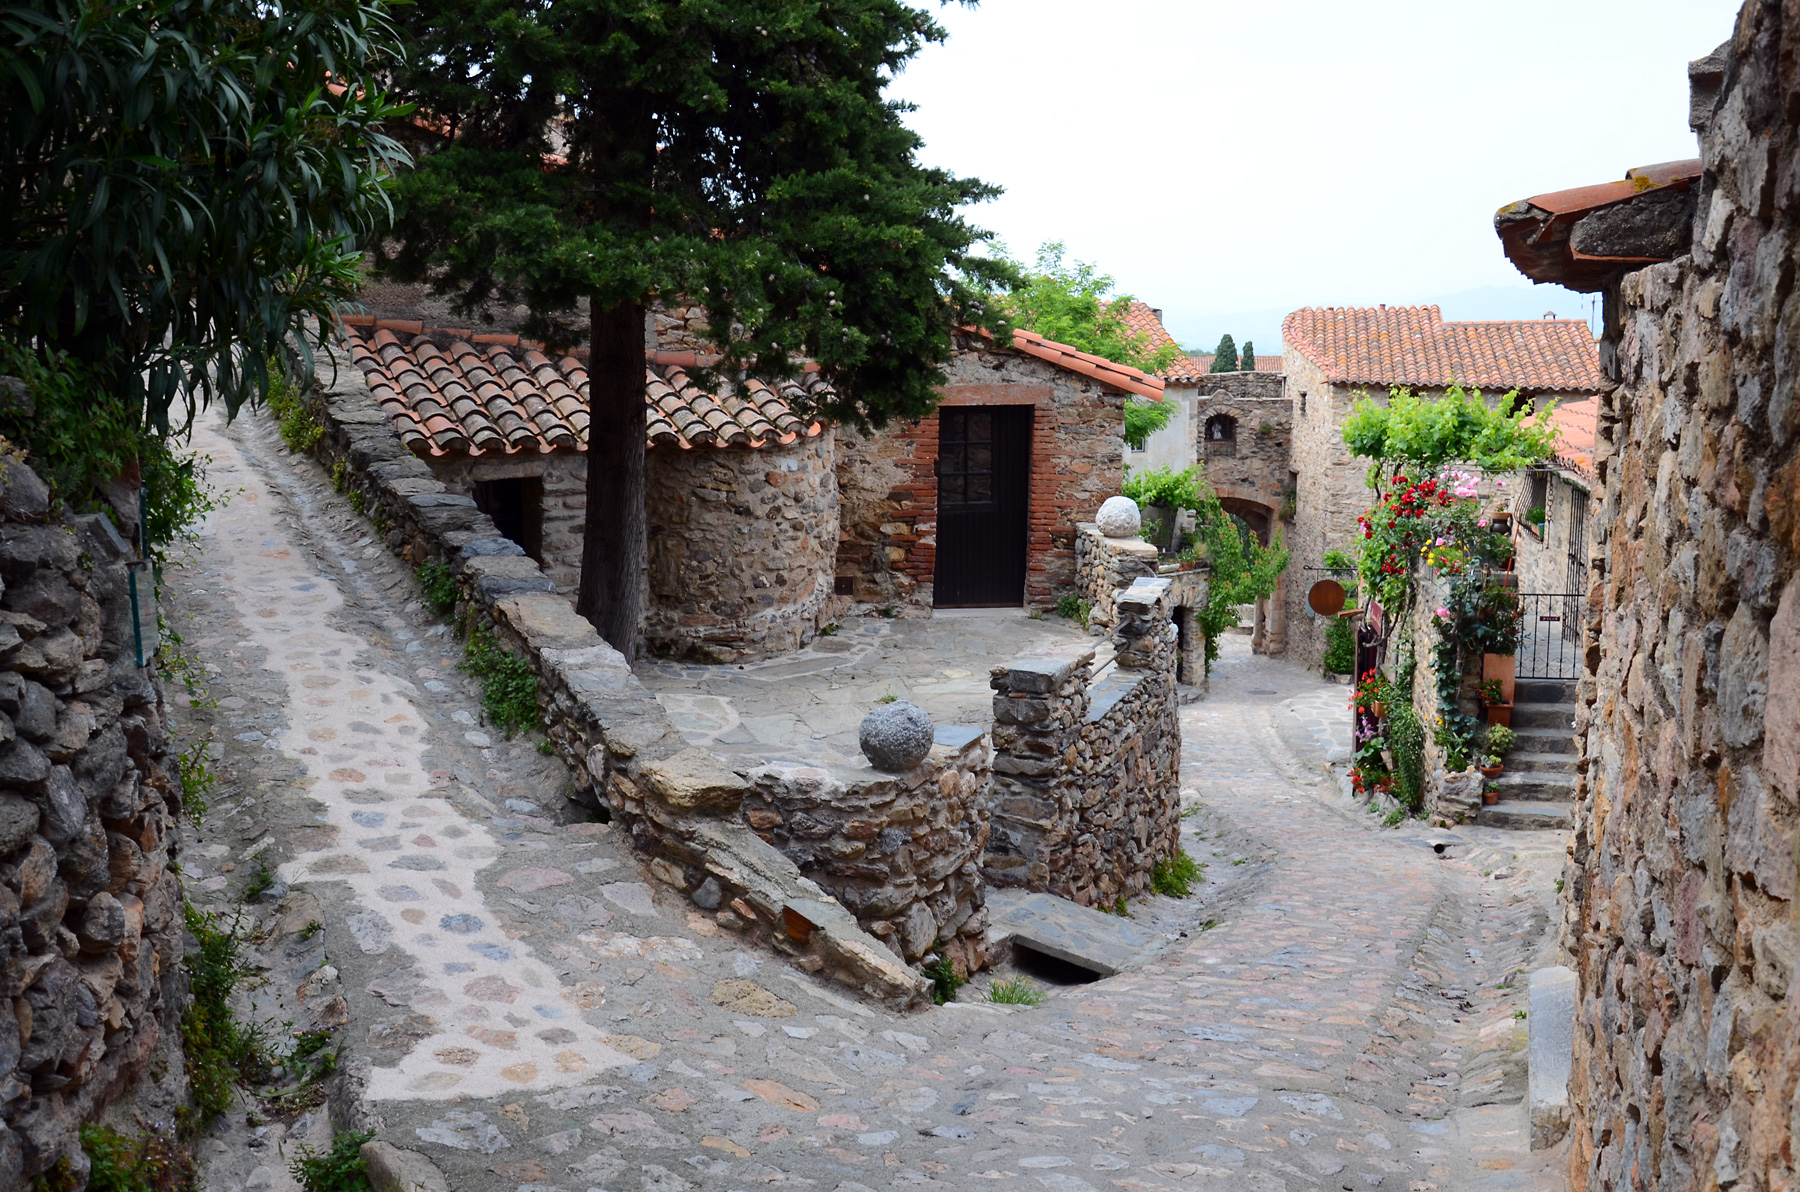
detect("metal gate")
[1515,592,1584,680]
[934,406,1032,607]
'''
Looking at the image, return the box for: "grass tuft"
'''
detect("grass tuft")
[181,905,275,1127]
[267,366,323,454]
[921,955,964,1005]
[986,978,1046,1006]
[415,560,458,617]
[1150,849,1203,898]
[77,1123,196,1192]
[460,626,542,737]
[290,1129,375,1192]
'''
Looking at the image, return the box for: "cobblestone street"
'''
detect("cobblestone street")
[175,410,1570,1192]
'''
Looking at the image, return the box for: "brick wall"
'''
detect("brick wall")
[835,334,1127,611]
[1560,10,1800,1190]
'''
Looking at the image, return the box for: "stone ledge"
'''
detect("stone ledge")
[1527,966,1575,1149]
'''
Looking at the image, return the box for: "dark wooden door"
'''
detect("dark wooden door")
[934,406,1031,606]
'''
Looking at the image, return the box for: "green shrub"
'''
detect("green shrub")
[1483,724,1517,755]
[174,739,216,824]
[1054,594,1092,626]
[1123,397,1174,450]
[290,1130,375,1192]
[1385,655,1425,812]
[266,363,323,454]
[1321,616,1355,676]
[181,905,274,1126]
[460,627,542,737]
[987,978,1046,1006]
[415,560,458,617]
[922,955,963,1005]
[1121,464,1202,512]
[1150,849,1203,898]
[79,1124,195,1192]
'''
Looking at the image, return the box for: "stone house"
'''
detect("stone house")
[340,315,839,663]
[835,327,1163,612]
[1279,305,1604,669]
[1513,398,1598,597]
[337,311,1162,658]
[1491,18,1800,1181]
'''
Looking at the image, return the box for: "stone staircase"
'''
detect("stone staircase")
[1477,679,1578,830]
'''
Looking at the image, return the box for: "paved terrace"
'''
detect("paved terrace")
[167,409,1572,1192]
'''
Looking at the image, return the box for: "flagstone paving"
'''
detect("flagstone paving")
[176,409,1568,1192]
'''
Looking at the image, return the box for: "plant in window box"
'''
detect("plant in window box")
[1526,505,1546,530]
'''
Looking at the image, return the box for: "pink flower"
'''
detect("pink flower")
[1434,606,1451,621]
[1477,518,1489,528]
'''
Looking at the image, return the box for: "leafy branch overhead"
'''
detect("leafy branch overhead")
[1342,385,1560,494]
[0,0,410,429]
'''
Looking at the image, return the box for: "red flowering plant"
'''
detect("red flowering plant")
[1348,669,1392,796]
[1354,474,1454,613]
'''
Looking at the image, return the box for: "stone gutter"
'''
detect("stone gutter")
[294,346,929,1008]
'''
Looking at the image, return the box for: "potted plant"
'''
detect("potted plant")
[1479,724,1516,779]
[1478,678,1513,727]
[1482,781,1500,806]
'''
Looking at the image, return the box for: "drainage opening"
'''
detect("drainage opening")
[1011,944,1102,986]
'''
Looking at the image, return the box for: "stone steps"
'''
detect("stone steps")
[1504,750,1581,774]
[1476,800,1573,830]
[1510,701,1578,731]
[1510,727,1577,754]
[1494,769,1575,801]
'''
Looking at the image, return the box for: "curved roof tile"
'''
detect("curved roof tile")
[339,318,828,456]
[1281,305,1601,393]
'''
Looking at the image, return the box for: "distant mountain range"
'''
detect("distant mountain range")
[1170,284,1599,358]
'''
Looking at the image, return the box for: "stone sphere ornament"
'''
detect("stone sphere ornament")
[1096,496,1142,539]
[859,701,935,771]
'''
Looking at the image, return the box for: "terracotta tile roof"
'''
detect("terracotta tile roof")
[965,326,1165,400]
[1104,302,1283,380]
[338,318,827,456]
[1544,398,1597,482]
[1174,354,1285,380]
[1281,305,1602,393]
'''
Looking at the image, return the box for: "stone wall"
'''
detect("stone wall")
[1560,11,1800,1191]
[834,331,1129,610]
[641,432,837,662]
[1281,355,1372,670]
[422,452,587,594]
[1188,387,1293,534]
[1073,525,1208,686]
[1512,469,1592,598]
[299,345,931,1010]
[0,454,182,1187]
[740,731,991,977]
[985,578,1182,905]
[424,433,837,663]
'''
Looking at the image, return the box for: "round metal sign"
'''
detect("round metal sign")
[1307,579,1346,617]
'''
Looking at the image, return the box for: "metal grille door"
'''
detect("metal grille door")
[1515,593,1583,679]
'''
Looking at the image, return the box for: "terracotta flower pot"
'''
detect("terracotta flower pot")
[1484,702,1513,727]
[1482,790,1500,806]
[1370,701,1386,718]
[1479,764,1504,779]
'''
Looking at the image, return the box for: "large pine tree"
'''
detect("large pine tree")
[376,2,1009,655]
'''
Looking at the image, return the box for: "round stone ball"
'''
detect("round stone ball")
[1096,495,1142,539]
[859,701,935,771]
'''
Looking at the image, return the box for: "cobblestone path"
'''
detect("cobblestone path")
[177,411,1568,1192]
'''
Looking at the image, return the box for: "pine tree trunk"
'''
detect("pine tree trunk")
[577,299,646,656]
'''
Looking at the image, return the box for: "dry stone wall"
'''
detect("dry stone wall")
[642,432,838,662]
[986,578,1182,906]
[1560,11,1800,1191]
[298,346,931,1009]
[1074,525,1209,686]
[740,732,992,977]
[0,452,182,1188]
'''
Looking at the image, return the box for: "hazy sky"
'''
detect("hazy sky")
[890,0,1743,351]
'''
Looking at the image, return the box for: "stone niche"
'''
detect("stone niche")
[985,577,1184,905]
[738,729,993,976]
[642,431,839,662]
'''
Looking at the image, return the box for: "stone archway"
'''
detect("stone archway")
[1210,491,1287,655]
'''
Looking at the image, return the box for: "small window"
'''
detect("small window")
[474,477,544,561]
[1299,391,1307,417]
[1204,414,1237,457]
[1523,469,1550,536]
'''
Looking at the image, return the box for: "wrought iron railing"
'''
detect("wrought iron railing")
[1514,592,1583,680]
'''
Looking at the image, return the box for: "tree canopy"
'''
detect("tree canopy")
[996,242,1181,375]
[1239,340,1255,371]
[1341,385,1559,493]
[0,0,408,430]
[378,0,1011,651]
[1209,334,1238,373]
